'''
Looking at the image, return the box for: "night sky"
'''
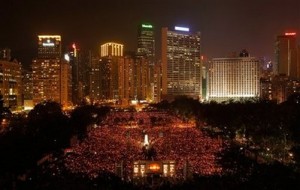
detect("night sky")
[0,0,299,68]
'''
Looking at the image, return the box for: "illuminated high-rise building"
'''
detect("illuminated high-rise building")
[67,43,79,104]
[32,35,71,106]
[94,42,124,102]
[67,43,89,104]
[38,35,62,59]
[100,42,123,57]
[119,53,151,104]
[0,59,22,110]
[275,32,299,78]
[132,56,149,101]
[118,55,133,104]
[208,50,260,102]
[137,23,155,102]
[137,23,155,60]
[90,54,101,101]
[32,59,71,106]
[94,42,153,104]
[161,26,201,100]
[76,50,92,102]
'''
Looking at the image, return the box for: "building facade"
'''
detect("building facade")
[32,35,71,106]
[91,42,124,102]
[116,55,134,104]
[92,41,156,105]
[38,35,61,59]
[100,42,123,57]
[275,33,299,79]
[161,26,201,100]
[208,53,260,102]
[260,75,300,103]
[137,23,156,102]
[90,54,101,101]
[0,59,22,110]
[22,69,33,110]
[153,63,162,103]
[67,44,91,104]
[132,55,150,102]
[137,23,155,59]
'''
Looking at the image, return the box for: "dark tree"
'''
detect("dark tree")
[70,105,110,141]
[27,101,71,157]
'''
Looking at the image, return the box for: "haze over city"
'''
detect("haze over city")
[1,0,299,67]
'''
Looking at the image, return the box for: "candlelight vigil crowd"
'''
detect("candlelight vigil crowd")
[63,111,228,179]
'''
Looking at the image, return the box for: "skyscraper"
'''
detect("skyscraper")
[161,26,201,100]
[275,32,299,78]
[132,55,149,101]
[68,43,89,104]
[137,23,155,102]
[94,42,124,101]
[137,23,155,60]
[208,50,260,102]
[118,55,133,103]
[32,35,71,106]
[90,53,101,101]
[0,59,22,110]
[74,50,92,103]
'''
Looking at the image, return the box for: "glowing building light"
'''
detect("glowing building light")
[38,35,61,41]
[64,54,70,62]
[285,32,296,36]
[42,42,55,47]
[133,165,139,174]
[175,26,189,32]
[148,163,160,171]
[142,24,153,28]
[72,43,77,57]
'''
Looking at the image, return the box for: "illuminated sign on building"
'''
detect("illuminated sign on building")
[38,35,61,58]
[42,40,55,47]
[285,32,296,36]
[42,43,55,47]
[142,24,153,28]
[174,26,190,32]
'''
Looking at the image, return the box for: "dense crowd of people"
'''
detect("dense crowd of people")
[64,111,227,180]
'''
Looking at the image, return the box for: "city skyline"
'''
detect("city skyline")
[0,0,299,67]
